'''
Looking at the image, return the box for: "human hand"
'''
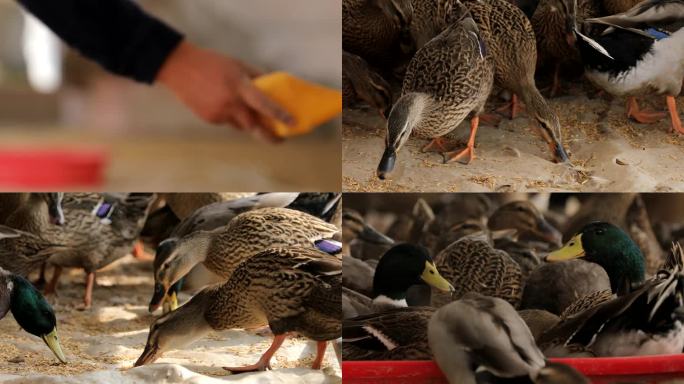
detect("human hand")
[156,41,295,141]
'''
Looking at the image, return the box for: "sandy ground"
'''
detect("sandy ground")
[343,83,684,192]
[0,256,341,383]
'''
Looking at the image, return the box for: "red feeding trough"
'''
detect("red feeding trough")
[343,355,684,384]
[0,148,107,189]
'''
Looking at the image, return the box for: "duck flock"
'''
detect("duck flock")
[342,193,684,383]
[0,192,342,377]
[342,0,684,179]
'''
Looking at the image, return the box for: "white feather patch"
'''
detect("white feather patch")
[362,325,398,350]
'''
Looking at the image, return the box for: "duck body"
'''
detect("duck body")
[428,293,545,384]
[151,193,300,312]
[343,0,414,66]
[136,247,341,371]
[377,13,494,178]
[342,306,435,360]
[578,25,684,98]
[431,236,522,308]
[573,0,684,132]
[343,51,393,116]
[152,207,339,311]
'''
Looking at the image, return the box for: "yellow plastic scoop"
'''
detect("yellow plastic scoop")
[253,72,342,138]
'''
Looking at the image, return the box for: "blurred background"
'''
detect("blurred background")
[0,0,341,190]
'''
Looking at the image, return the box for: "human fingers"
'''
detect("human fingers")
[238,80,295,126]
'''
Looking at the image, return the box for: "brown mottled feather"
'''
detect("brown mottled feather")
[431,237,522,308]
[206,247,341,341]
[199,208,339,278]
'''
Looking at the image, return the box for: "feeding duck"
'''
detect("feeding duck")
[568,0,684,133]
[343,306,435,360]
[135,247,341,372]
[343,51,393,118]
[407,0,570,161]
[149,207,339,312]
[461,0,570,159]
[539,243,684,357]
[428,293,546,384]
[342,243,454,318]
[151,193,300,312]
[342,0,414,66]
[431,233,523,308]
[0,267,66,363]
[376,7,495,179]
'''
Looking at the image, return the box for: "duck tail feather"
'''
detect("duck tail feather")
[574,28,615,59]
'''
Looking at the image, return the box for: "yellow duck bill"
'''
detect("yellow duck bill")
[41,327,67,364]
[421,261,455,292]
[547,234,585,261]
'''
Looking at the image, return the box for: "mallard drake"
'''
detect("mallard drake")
[343,0,414,66]
[343,243,454,318]
[569,0,684,133]
[343,51,393,118]
[548,221,646,293]
[151,193,300,312]
[564,194,663,275]
[0,267,66,363]
[539,243,684,357]
[149,207,339,312]
[431,233,522,308]
[377,9,495,179]
[286,193,342,223]
[343,306,435,360]
[135,247,340,372]
[428,293,546,384]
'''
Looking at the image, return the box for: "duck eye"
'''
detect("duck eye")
[430,270,435,274]
[595,229,605,235]
[569,242,575,246]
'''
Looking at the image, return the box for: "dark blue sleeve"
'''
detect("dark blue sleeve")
[16,0,184,84]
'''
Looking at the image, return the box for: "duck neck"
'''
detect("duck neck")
[588,246,645,294]
[386,93,430,153]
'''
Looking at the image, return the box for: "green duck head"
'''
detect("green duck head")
[373,243,454,301]
[547,222,645,293]
[9,275,66,363]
